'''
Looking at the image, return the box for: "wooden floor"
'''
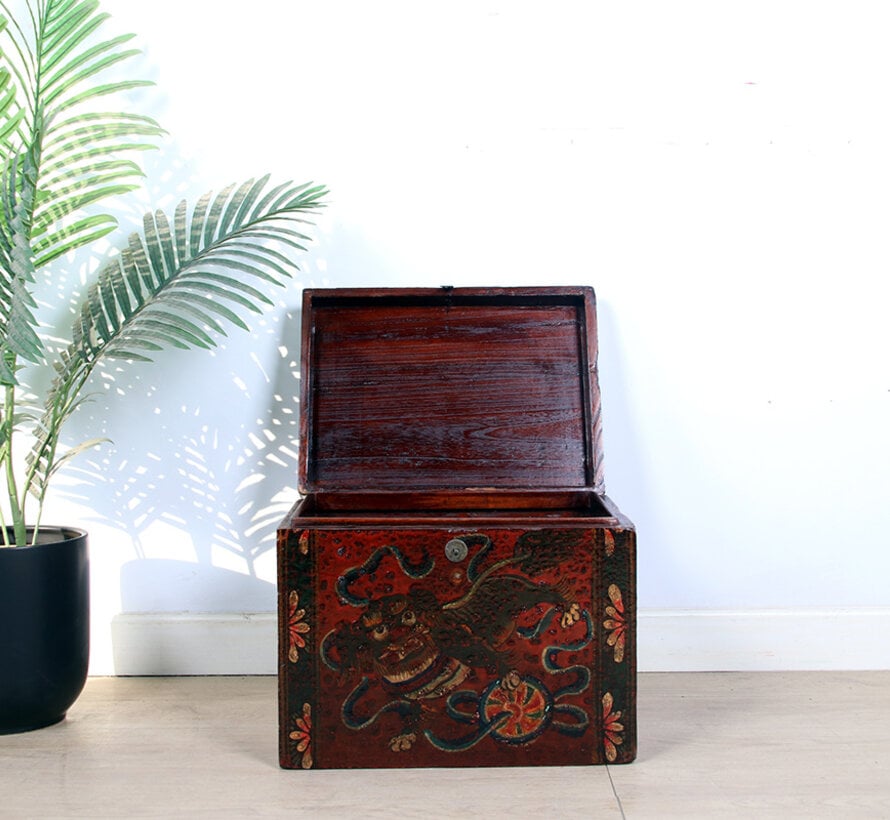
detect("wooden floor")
[1,672,888,818]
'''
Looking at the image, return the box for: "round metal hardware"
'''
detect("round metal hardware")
[444,538,469,562]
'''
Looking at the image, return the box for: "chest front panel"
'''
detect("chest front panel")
[279,524,635,769]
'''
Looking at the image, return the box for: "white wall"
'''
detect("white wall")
[34,1,890,673]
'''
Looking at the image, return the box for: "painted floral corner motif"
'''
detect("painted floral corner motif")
[289,702,313,769]
[602,692,624,763]
[288,590,310,664]
[603,583,626,663]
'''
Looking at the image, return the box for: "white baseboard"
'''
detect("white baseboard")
[111,612,278,676]
[110,608,890,676]
[638,608,890,672]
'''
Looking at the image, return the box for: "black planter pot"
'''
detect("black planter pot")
[0,527,89,734]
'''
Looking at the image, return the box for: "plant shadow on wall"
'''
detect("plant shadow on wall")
[55,305,310,611]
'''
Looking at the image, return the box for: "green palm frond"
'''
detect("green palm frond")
[27,0,164,262]
[0,151,41,382]
[85,177,325,361]
[24,176,327,502]
[0,0,163,382]
[0,0,328,544]
[0,15,31,382]
[0,65,25,150]
[1,0,163,248]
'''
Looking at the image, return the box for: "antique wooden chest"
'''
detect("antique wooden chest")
[278,286,636,769]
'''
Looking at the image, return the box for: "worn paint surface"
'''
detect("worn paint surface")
[279,525,635,769]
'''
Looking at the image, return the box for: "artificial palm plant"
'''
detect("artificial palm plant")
[0,0,326,547]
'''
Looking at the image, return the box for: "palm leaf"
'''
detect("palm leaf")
[53,78,154,114]
[0,0,162,386]
[99,177,325,362]
[174,274,274,312]
[25,177,327,492]
[0,68,25,148]
[0,153,43,372]
[43,38,140,108]
[32,213,116,266]
[41,436,109,483]
[0,30,32,376]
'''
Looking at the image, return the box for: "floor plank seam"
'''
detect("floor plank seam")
[606,765,627,820]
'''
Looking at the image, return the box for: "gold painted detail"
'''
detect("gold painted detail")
[604,584,626,663]
[601,692,624,763]
[288,590,310,663]
[289,703,313,769]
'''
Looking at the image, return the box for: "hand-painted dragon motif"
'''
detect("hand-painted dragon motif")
[321,531,591,752]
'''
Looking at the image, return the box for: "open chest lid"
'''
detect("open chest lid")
[298,286,605,498]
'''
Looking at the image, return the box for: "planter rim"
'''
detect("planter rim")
[1,526,88,550]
